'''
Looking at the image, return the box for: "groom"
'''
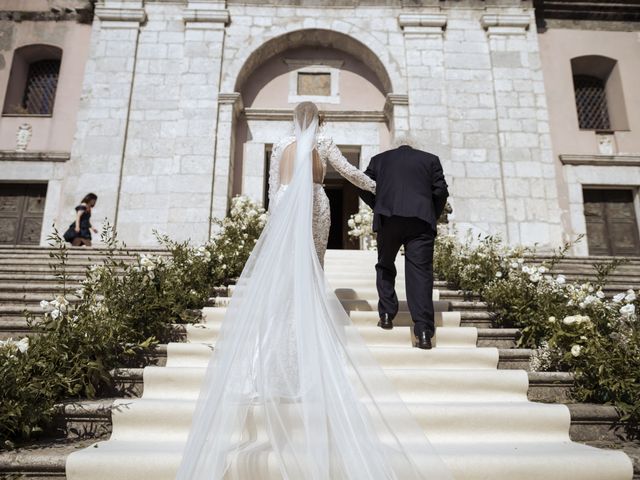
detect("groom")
[358,138,449,350]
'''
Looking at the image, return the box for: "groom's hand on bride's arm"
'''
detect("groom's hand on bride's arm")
[432,155,449,218]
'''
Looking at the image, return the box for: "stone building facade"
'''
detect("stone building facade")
[1,0,639,255]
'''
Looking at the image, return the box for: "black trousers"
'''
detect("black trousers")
[375,215,436,337]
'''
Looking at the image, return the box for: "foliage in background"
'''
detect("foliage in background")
[434,230,639,438]
[0,196,265,448]
[208,196,267,283]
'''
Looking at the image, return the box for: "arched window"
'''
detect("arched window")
[570,55,629,131]
[2,44,62,116]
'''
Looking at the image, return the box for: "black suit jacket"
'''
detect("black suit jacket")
[358,145,449,233]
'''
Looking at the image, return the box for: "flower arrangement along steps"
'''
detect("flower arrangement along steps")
[65,249,634,480]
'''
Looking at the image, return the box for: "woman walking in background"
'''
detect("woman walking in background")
[63,193,98,247]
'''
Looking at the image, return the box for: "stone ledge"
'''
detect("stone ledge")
[243,108,387,123]
[559,154,640,167]
[398,13,447,36]
[481,13,531,35]
[94,6,146,23]
[182,8,230,24]
[0,151,70,162]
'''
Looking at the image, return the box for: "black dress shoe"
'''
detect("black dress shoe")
[377,313,394,330]
[415,331,433,349]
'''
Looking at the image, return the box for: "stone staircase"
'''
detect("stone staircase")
[0,247,638,479]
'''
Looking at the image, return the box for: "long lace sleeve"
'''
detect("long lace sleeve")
[318,137,376,193]
[268,141,282,209]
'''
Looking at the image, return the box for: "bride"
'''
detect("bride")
[175,102,454,479]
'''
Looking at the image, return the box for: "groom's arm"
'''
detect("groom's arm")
[357,156,378,209]
[432,156,449,218]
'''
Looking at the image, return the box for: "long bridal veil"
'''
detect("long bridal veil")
[175,108,455,479]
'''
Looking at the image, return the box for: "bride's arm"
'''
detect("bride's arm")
[267,140,284,210]
[319,138,376,193]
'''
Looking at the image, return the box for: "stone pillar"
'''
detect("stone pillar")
[482,11,562,248]
[177,3,229,242]
[384,93,410,143]
[112,1,229,245]
[398,13,449,155]
[211,92,243,223]
[61,1,145,239]
[438,9,510,241]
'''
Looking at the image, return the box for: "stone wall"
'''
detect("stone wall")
[57,0,564,249]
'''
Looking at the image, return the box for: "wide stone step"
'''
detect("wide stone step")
[64,437,633,480]
[111,367,573,404]
[102,396,572,443]
[139,365,531,402]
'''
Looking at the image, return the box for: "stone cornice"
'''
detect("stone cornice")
[559,154,640,167]
[218,92,243,116]
[0,151,70,162]
[182,8,230,24]
[481,13,531,35]
[385,93,409,106]
[243,109,386,123]
[398,13,447,36]
[95,7,146,23]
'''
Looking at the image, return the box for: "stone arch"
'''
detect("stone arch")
[228,28,401,95]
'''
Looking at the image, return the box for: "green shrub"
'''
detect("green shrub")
[0,196,266,448]
[434,230,640,438]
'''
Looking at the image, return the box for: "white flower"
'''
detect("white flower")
[354,214,362,223]
[571,345,582,357]
[596,290,605,299]
[510,261,519,269]
[495,271,503,278]
[522,266,531,274]
[620,304,635,317]
[556,275,566,285]
[548,316,556,323]
[50,309,61,320]
[624,291,636,303]
[562,315,590,325]
[16,337,29,353]
[529,273,541,283]
[580,335,587,341]
[347,219,355,228]
[538,266,547,274]
[613,293,625,303]
[40,300,49,310]
[583,295,598,306]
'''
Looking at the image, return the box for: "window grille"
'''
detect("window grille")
[22,59,60,115]
[573,74,610,130]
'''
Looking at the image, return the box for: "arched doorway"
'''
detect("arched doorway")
[232,30,393,249]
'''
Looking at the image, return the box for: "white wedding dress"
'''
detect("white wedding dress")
[175,113,454,480]
[268,131,376,266]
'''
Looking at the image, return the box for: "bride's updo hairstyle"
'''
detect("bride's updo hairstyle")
[293,101,320,130]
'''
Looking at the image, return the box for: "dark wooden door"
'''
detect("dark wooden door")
[0,183,47,245]
[583,188,640,256]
